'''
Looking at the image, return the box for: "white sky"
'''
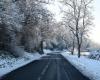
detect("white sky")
[46,0,100,44]
[45,0,64,22]
[89,0,100,44]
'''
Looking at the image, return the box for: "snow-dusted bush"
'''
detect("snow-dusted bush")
[88,50,100,61]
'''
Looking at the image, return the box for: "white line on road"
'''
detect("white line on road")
[37,59,51,80]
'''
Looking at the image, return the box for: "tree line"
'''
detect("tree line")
[0,0,93,57]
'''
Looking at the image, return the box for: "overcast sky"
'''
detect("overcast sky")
[89,0,100,44]
[46,0,100,44]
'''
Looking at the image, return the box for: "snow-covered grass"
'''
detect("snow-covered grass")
[61,51,100,80]
[0,51,46,78]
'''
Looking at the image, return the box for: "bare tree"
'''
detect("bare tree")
[63,0,93,57]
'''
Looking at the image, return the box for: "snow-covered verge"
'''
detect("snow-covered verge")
[0,51,46,78]
[61,51,100,80]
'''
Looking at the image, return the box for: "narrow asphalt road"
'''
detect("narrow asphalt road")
[1,53,91,80]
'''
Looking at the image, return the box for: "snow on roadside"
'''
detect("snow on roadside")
[43,49,53,54]
[43,49,61,54]
[0,52,46,77]
[61,51,100,80]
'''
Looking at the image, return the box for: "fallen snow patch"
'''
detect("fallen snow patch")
[61,51,100,80]
[43,49,53,54]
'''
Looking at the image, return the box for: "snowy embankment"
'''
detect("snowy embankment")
[61,51,100,80]
[0,52,46,77]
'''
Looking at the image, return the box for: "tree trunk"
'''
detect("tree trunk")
[76,35,81,58]
[78,44,81,58]
[39,40,44,54]
[71,40,75,55]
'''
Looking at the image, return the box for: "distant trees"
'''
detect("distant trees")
[63,0,93,57]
